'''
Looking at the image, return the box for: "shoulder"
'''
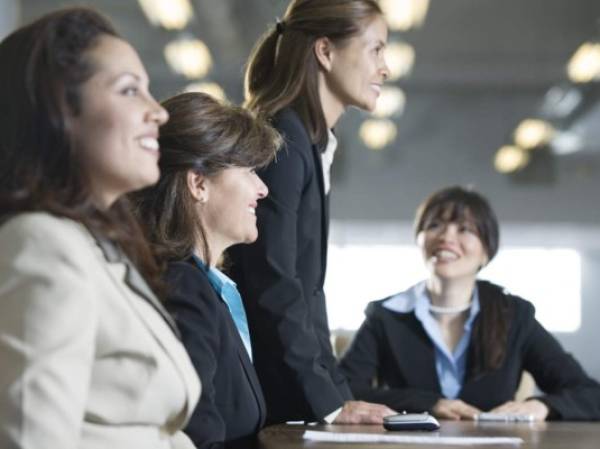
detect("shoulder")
[0,212,96,261]
[1,211,91,242]
[365,285,420,319]
[272,108,313,156]
[165,260,220,306]
[476,280,536,319]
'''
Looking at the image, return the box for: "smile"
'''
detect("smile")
[138,137,159,152]
[433,249,459,261]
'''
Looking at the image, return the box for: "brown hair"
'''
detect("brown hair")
[133,92,281,266]
[0,7,163,295]
[244,0,382,149]
[415,186,509,373]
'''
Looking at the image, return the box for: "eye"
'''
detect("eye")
[120,85,139,96]
[425,221,441,230]
[459,223,478,234]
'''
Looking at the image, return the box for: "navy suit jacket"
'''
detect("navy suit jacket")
[340,280,600,420]
[228,108,352,424]
[166,259,267,448]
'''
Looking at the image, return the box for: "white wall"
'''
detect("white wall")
[0,0,19,40]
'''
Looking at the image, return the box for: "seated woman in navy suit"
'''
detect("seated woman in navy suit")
[134,92,280,448]
[340,186,600,421]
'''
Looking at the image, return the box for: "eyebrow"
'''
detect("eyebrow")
[107,71,145,86]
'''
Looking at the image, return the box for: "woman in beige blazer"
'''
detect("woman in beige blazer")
[0,8,200,449]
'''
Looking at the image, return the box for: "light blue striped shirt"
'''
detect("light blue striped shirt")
[383,282,480,399]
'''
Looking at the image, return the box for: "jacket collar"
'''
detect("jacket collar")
[94,235,180,339]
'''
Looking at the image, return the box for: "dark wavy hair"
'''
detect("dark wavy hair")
[415,186,510,373]
[244,0,383,149]
[133,92,281,267]
[0,7,163,294]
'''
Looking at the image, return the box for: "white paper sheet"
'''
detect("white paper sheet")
[303,430,523,445]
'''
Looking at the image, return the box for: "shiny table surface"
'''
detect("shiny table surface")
[258,420,600,448]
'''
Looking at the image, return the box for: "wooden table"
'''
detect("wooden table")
[258,421,600,448]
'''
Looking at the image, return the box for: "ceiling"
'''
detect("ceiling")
[12,0,600,224]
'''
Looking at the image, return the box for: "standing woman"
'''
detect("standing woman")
[133,92,280,449]
[0,8,200,449]
[340,186,600,421]
[228,0,394,424]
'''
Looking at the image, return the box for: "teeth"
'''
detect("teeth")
[435,250,458,261]
[248,208,256,215]
[139,137,159,151]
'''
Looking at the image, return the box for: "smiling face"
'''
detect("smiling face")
[322,14,389,113]
[201,166,268,252]
[417,209,489,282]
[68,34,168,209]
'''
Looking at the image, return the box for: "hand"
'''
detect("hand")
[333,400,396,424]
[488,399,549,421]
[432,399,481,420]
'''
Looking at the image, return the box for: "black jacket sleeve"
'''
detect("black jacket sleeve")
[340,304,441,413]
[520,302,600,420]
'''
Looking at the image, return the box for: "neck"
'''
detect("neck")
[318,72,345,128]
[426,276,476,309]
[195,237,225,269]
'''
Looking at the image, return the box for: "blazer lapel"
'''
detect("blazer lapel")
[236,342,267,428]
[93,236,199,425]
[384,313,441,392]
[311,142,329,286]
[95,236,180,338]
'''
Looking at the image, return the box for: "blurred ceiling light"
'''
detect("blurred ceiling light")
[567,42,600,83]
[380,0,429,31]
[385,41,415,80]
[540,85,582,119]
[138,0,193,30]
[184,82,227,101]
[164,37,213,79]
[359,119,397,150]
[494,145,530,173]
[513,119,555,150]
[551,130,583,156]
[373,86,406,118]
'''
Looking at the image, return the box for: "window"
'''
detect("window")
[325,244,581,332]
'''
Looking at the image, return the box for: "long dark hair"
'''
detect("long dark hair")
[0,8,162,294]
[244,0,382,149]
[133,92,281,267]
[415,186,511,373]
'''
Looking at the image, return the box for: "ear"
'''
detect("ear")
[186,170,209,204]
[314,36,335,72]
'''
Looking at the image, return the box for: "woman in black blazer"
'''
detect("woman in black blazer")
[340,186,600,421]
[134,93,281,448]
[227,0,394,425]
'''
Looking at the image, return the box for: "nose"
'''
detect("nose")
[255,174,268,199]
[380,54,390,81]
[147,95,169,125]
[438,223,458,240]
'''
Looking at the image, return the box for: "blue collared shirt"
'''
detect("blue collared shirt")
[192,255,253,360]
[383,281,480,399]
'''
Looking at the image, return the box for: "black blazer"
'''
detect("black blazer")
[165,259,267,448]
[228,108,352,424]
[340,280,600,420]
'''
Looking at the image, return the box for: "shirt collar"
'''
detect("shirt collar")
[414,282,480,330]
[191,254,237,295]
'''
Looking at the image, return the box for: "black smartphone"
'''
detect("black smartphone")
[383,413,440,431]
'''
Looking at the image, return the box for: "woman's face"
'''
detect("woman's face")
[68,34,168,209]
[201,166,268,250]
[417,212,489,282]
[324,14,389,113]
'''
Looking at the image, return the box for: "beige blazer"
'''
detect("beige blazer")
[0,213,201,449]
